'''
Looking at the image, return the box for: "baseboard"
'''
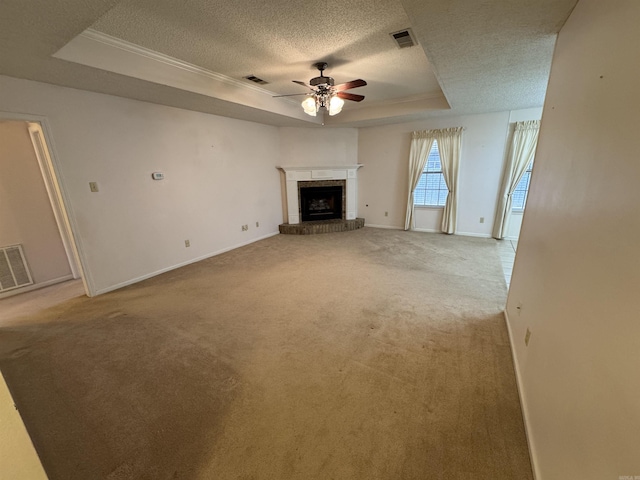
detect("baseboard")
[364,224,403,230]
[95,231,280,296]
[503,310,539,480]
[0,274,74,299]
[363,225,492,238]
[456,231,493,238]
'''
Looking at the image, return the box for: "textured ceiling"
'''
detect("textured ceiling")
[91,0,441,103]
[402,0,578,112]
[0,0,578,127]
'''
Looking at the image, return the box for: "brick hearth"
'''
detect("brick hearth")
[279,218,365,235]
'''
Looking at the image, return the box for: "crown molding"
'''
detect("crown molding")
[81,29,274,97]
[53,29,317,123]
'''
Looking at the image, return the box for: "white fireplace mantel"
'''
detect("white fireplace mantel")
[277,164,363,225]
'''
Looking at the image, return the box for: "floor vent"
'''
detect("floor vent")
[243,75,269,85]
[390,28,417,48]
[0,245,34,293]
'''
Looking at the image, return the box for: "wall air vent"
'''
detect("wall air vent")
[0,244,33,293]
[243,75,269,85]
[390,29,418,48]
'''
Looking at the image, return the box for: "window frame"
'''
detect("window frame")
[413,140,447,208]
[511,160,534,212]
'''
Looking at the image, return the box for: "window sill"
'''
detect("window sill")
[415,205,445,210]
[511,209,525,215]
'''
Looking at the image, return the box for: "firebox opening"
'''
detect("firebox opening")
[299,185,343,222]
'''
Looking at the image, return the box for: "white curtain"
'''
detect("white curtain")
[434,127,463,234]
[492,120,540,239]
[404,131,436,230]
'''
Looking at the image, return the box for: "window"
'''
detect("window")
[414,140,448,207]
[511,161,533,211]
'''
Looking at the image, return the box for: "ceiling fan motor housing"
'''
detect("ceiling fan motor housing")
[310,76,334,88]
[310,62,334,88]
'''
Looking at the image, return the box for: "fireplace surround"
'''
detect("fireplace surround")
[277,165,364,234]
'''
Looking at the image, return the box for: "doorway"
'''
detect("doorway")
[0,115,88,299]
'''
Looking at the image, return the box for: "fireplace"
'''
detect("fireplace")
[298,181,345,222]
[276,165,364,234]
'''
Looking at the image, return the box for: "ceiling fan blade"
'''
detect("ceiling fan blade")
[273,93,310,98]
[337,91,365,102]
[334,79,367,92]
[292,80,311,88]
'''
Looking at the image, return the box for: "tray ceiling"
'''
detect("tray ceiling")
[0,0,578,127]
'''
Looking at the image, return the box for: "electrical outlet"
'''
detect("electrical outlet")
[185,239,190,247]
[479,217,485,223]
[524,328,532,346]
[241,225,248,231]
[385,211,388,217]
[256,221,259,228]
[89,182,99,192]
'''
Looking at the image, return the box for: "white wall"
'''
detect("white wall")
[0,121,72,287]
[506,1,640,478]
[279,127,358,167]
[357,109,541,235]
[509,108,543,124]
[0,75,284,295]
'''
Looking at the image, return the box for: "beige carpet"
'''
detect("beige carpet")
[0,228,532,480]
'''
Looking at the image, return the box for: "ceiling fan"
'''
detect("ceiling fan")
[274,62,367,117]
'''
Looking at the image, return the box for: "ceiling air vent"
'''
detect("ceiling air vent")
[243,75,269,85]
[390,29,417,49]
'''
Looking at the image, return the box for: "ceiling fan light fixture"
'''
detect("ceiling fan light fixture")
[285,63,366,118]
[301,96,317,116]
[328,95,344,116]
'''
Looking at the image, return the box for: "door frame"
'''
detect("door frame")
[0,111,91,297]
